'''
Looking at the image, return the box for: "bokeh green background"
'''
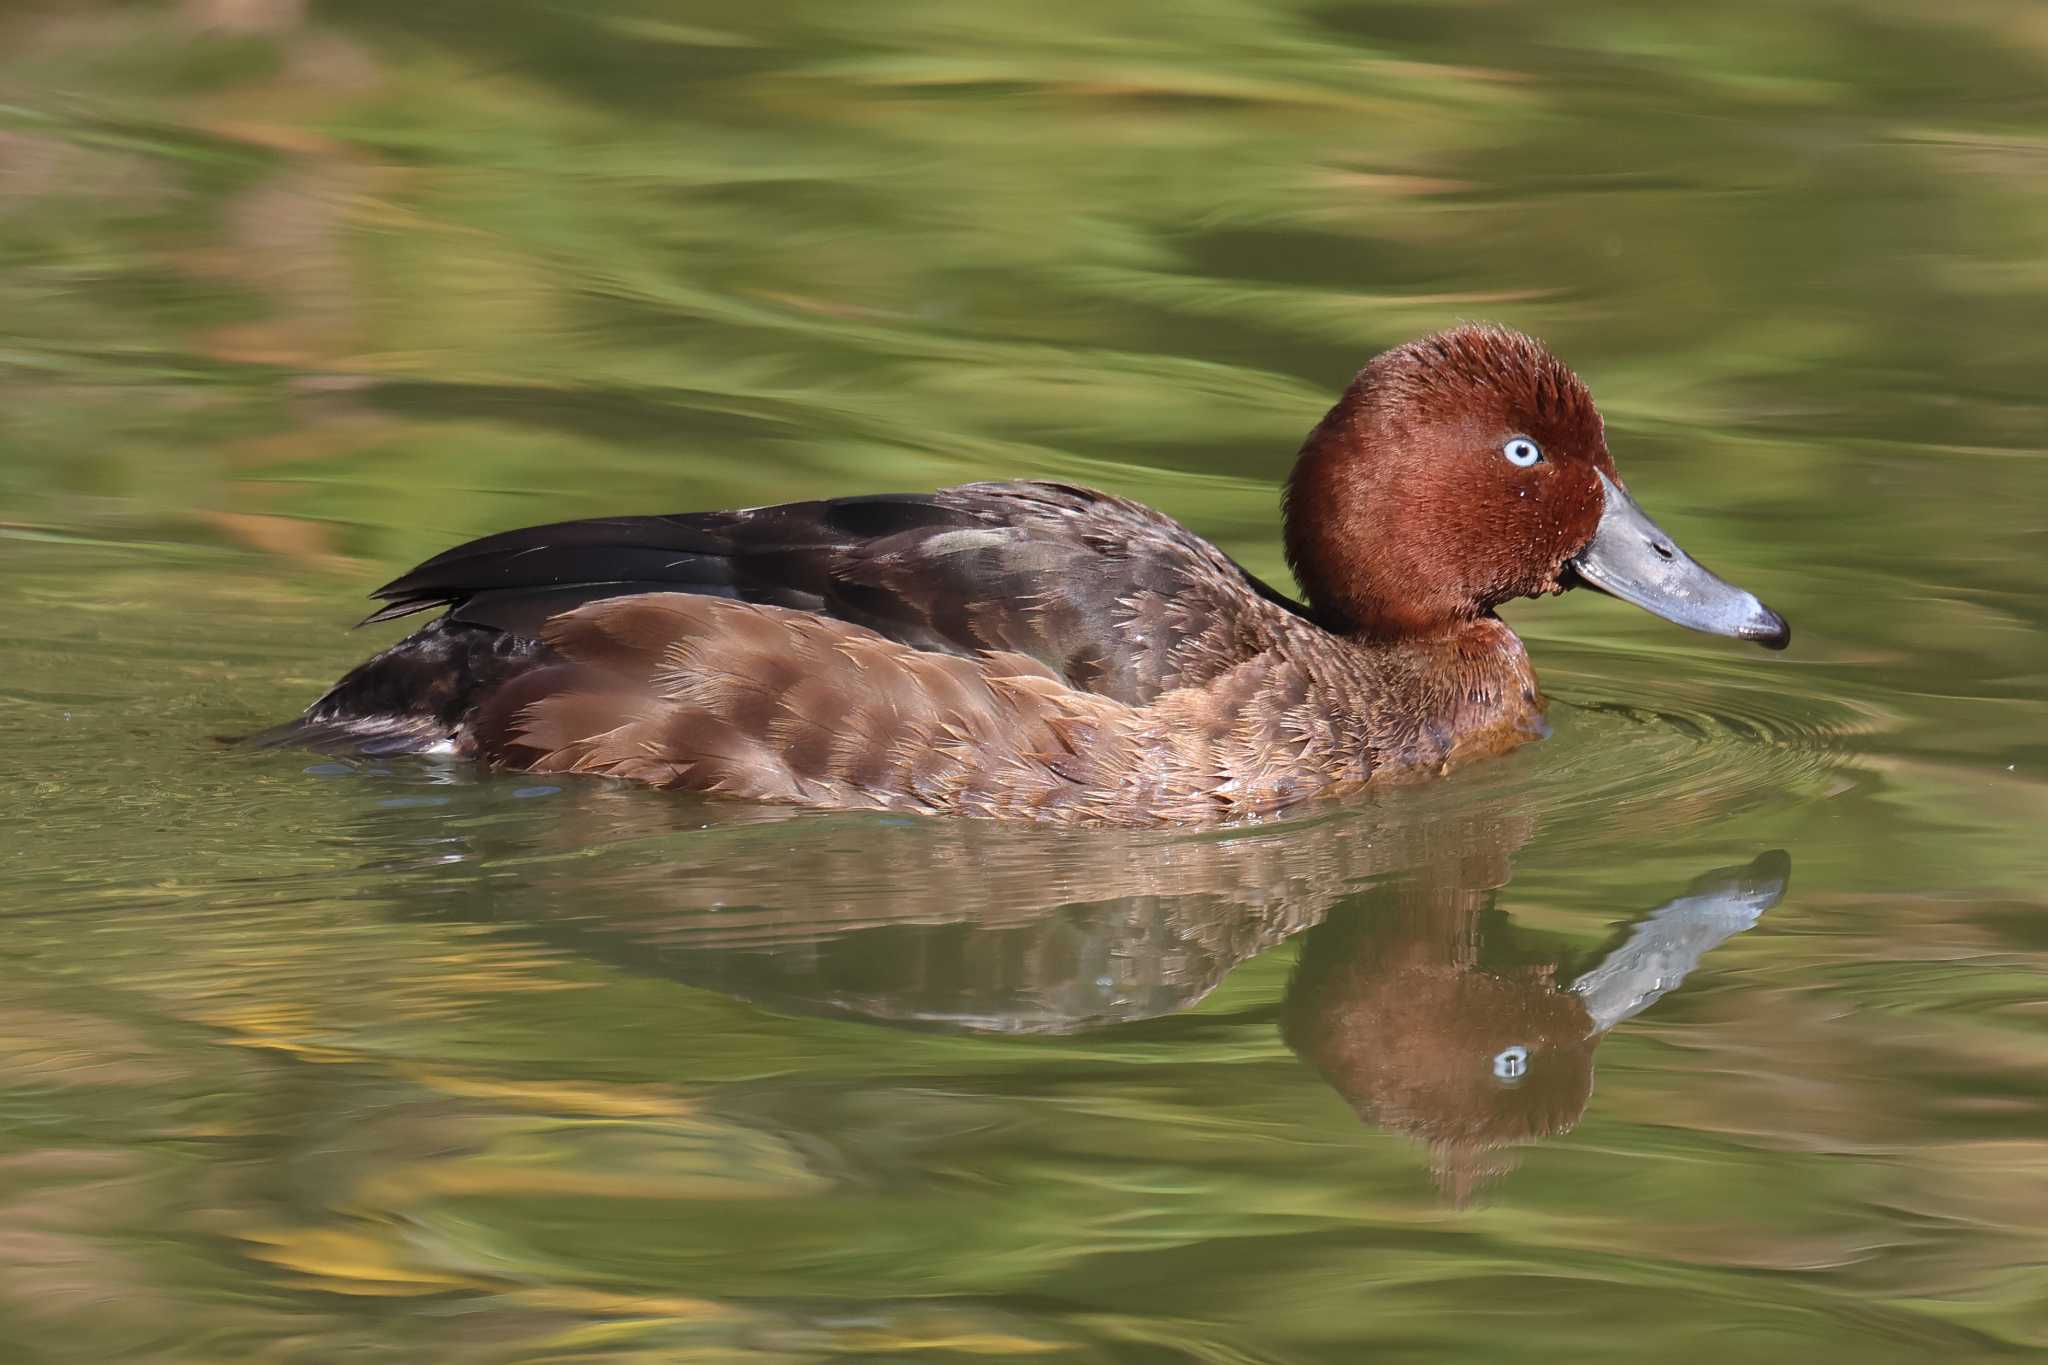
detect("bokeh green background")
[4,2,2047,1361]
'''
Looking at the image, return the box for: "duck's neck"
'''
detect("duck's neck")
[1283,406,1373,632]
[1283,416,1468,640]
[1333,616,1549,777]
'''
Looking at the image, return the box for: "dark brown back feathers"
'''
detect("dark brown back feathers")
[368,481,1306,706]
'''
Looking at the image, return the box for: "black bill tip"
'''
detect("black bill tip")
[1738,605,1791,651]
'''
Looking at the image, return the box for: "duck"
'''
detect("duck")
[263,324,1788,825]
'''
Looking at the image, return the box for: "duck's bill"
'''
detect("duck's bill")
[1569,849,1791,1033]
[1568,471,1790,650]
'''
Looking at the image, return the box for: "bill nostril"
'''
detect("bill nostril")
[1650,540,1675,562]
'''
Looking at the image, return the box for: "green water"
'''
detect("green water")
[4,2,2048,1360]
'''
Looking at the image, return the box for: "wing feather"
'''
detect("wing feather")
[365,481,1306,704]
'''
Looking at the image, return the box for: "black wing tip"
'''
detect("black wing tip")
[357,594,450,627]
[215,721,299,751]
[218,714,456,756]
[217,716,337,751]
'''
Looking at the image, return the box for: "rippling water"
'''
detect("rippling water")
[5,2,2048,1361]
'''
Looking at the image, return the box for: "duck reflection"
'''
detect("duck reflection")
[362,779,1787,1197]
[645,828,1784,1200]
[1282,848,1786,1200]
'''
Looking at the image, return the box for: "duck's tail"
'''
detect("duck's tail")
[226,617,553,757]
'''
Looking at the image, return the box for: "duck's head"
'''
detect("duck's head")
[1284,324,1788,648]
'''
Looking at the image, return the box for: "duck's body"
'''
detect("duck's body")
[268,326,1786,826]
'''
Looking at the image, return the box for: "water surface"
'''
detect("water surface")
[4,2,2048,1361]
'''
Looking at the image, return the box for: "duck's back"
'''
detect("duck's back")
[274,482,1320,796]
[374,481,1302,701]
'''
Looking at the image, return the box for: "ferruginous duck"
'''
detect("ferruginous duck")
[262,324,1788,825]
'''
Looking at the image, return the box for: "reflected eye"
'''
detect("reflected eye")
[1502,436,1543,468]
[1492,1045,1530,1081]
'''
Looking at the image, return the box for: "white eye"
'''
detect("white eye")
[1502,436,1543,468]
[1492,1045,1529,1081]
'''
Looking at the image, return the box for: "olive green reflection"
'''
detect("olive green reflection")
[376,787,1785,1200]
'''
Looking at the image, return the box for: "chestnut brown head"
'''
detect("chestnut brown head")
[1284,324,1788,648]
